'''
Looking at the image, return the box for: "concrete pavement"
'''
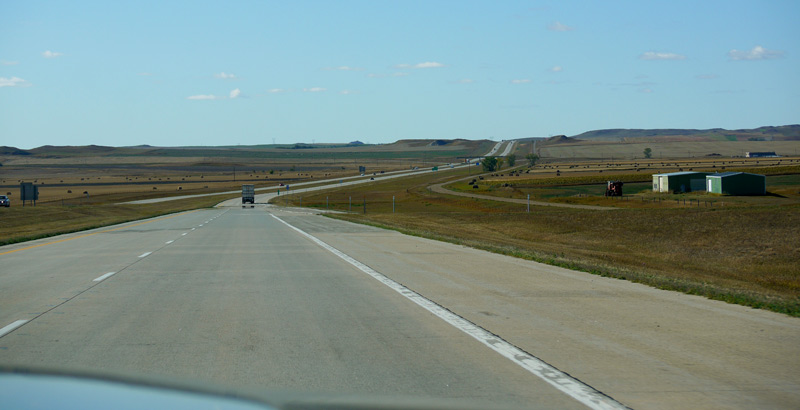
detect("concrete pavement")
[0,207,585,409]
[2,202,798,409]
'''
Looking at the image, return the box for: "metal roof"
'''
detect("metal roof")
[652,171,707,177]
[707,172,764,178]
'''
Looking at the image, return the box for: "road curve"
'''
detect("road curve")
[428,178,616,210]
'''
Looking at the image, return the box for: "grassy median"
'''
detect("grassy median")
[0,192,237,246]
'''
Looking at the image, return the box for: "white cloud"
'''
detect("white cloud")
[42,50,63,58]
[728,45,783,61]
[548,21,573,31]
[415,61,445,68]
[511,79,531,84]
[303,87,326,92]
[187,88,242,100]
[639,52,686,60]
[1,60,19,66]
[395,62,445,69]
[550,66,563,72]
[268,88,287,93]
[0,76,31,87]
[187,94,221,100]
[339,89,359,95]
[215,72,237,79]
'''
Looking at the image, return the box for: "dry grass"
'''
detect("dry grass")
[277,167,800,316]
[0,192,237,246]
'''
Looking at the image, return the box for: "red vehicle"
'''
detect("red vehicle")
[605,181,623,197]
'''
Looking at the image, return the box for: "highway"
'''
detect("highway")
[124,140,517,206]
[2,204,799,408]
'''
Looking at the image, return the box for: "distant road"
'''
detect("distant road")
[125,141,511,205]
[125,165,458,205]
[483,141,505,156]
[498,141,517,157]
[428,179,616,210]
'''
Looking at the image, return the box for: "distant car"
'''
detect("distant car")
[0,195,9,207]
[370,177,374,180]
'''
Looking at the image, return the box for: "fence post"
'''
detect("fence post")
[363,197,366,214]
[349,196,351,212]
[326,196,329,209]
[392,196,395,213]
[527,194,530,213]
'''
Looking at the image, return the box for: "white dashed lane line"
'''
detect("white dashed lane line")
[0,320,29,338]
[93,272,117,282]
[138,252,152,258]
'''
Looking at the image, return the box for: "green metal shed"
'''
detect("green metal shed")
[652,171,709,193]
[706,172,766,195]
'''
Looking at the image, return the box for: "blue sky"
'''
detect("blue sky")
[1,0,798,149]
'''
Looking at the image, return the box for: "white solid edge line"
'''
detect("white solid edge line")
[165,240,174,244]
[0,320,29,338]
[93,272,116,282]
[270,214,628,410]
[138,252,152,258]
[182,233,188,236]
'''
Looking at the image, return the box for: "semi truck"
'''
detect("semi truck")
[242,184,255,207]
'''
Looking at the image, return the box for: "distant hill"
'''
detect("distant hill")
[0,146,31,155]
[542,135,581,145]
[29,144,119,156]
[571,125,800,142]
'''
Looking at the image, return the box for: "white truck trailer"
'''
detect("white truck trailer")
[241,184,255,207]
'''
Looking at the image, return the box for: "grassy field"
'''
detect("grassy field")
[537,140,800,160]
[272,164,800,316]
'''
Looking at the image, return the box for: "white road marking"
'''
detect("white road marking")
[182,233,188,236]
[138,252,151,258]
[271,215,628,410]
[191,228,196,231]
[93,272,117,282]
[199,224,204,227]
[165,240,174,244]
[0,320,29,338]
